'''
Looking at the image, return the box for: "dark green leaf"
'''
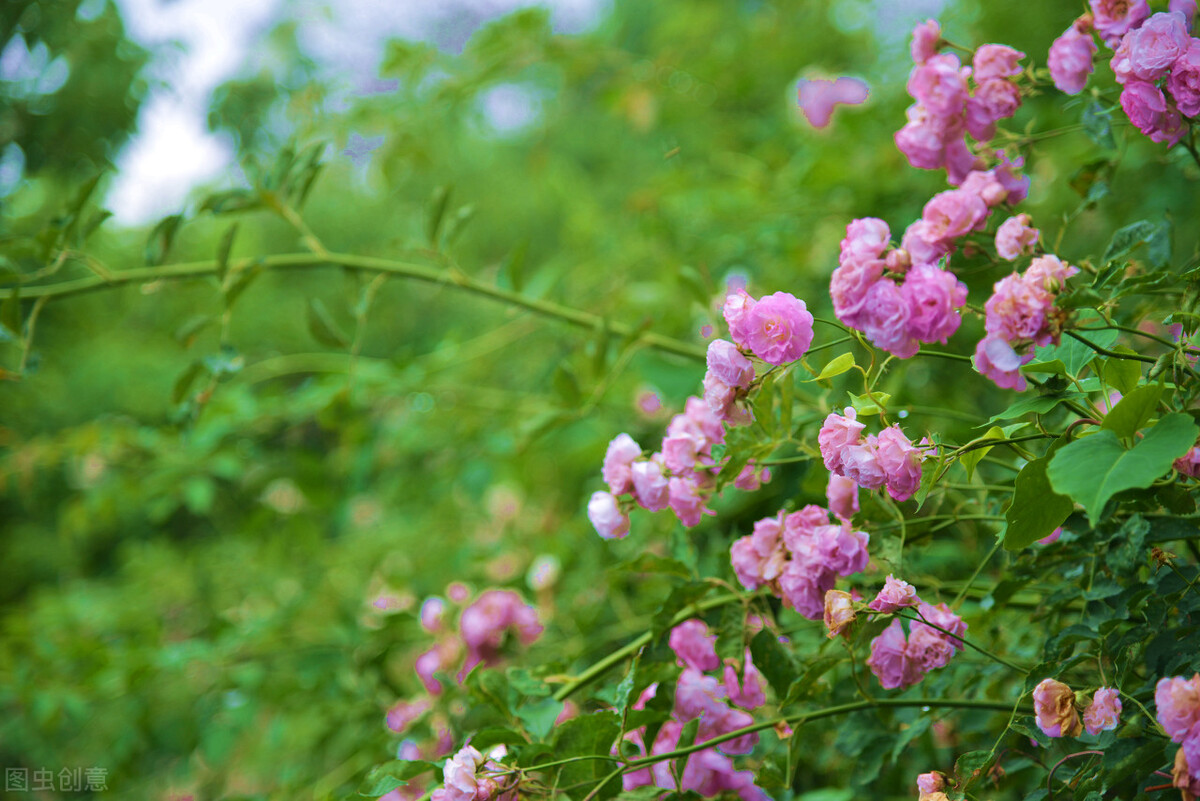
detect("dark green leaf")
[650,582,711,641]
[1048,413,1200,523]
[551,362,582,407]
[1099,349,1142,396]
[954,750,994,786]
[986,392,1086,425]
[472,728,529,752]
[1106,514,1149,577]
[427,185,452,247]
[516,697,563,740]
[676,265,711,308]
[749,629,797,697]
[1103,220,1165,265]
[617,553,693,580]
[172,361,207,404]
[145,213,184,266]
[552,712,621,801]
[1004,450,1073,551]
[216,223,239,283]
[1081,102,1115,149]
[306,298,351,350]
[174,315,213,348]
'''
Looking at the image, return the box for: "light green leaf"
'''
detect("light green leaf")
[1100,383,1162,439]
[960,426,1004,480]
[1099,349,1142,396]
[816,352,855,381]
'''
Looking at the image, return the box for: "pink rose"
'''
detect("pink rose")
[1156,674,1200,742]
[895,116,947,170]
[867,619,921,689]
[1171,0,1197,30]
[984,273,1053,344]
[831,256,885,328]
[917,772,944,795]
[1049,23,1099,94]
[861,278,919,358]
[631,454,670,511]
[602,433,642,495]
[1025,254,1079,291]
[901,263,968,345]
[722,288,756,346]
[1090,0,1151,46]
[1083,687,1123,735]
[1174,442,1200,477]
[826,473,860,520]
[818,408,866,474]
[706,339,755,388]
[1122,12,1191,81]
[911,19,941,64]
[995,213,1040,260]
[812,522,871,575]
[739,291,814,365]
[967,78,1022,137]
[779,559,835,619]
[1167,39,1200,117]
[669,619,721,672]
[875,424,925,501]
[841,217,891,261]
[1121,79,1186,145]
[958,169,1008,209]
[995,152,1030,204]
[868,574,921,613]
[588,491,629,539]
[974,335,1032,391]
[841,438,888,491]
[723,648,767,709]
[908,53,969,119]
[922,188,989,244]
[973,44,1025,81]
[668,475,712,527]
[943,136,984,185]
[1034,678,1082,738]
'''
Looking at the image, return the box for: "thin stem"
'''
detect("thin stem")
[1065,330,1156,364]
[896,609,1028,674]
[2,251,707,362]
[1047,750,1103,801]
[953,538,1002,607]
[550,592,745,701]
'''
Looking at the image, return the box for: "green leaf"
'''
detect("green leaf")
[223,261,264,308]
[816,352,855,381]
[172,361,207,404]
[552,712,621,801]
[497,239,529,292]
[1004,453,1073,551]
[1026,327,1118,377]
[1047,413,1199,524]
[954,749,994,786]
[358,760,438,797]
[1107,515,1149,577]
[216,222,239,283]
[516,697,563,740]
[749,629,797,697]
[1103,220,1168,266]
[551,362,582,407]
[1099,349,1142,396]
[846,391,890,416]
[1100,383,1162,439]
[307,298,351,350]
[985,392,1085,425]
[1081,102,1116,149]
[145,213,184,266]
[960,426,1004,480]
[472,727,529,751]
[174,315,213,348]
[506,667,551,697]
[752,371,777,435]
[427,185,452,247]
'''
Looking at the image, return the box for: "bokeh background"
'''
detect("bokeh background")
[3,0,1197,798]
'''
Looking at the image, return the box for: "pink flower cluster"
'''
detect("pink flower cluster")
[895,19,1026,183]
[1050,4,1200,146]
[722,289,815,367]
[730,505,869,619]
[994,214,1040,260]
[916,771,948,801]
[974,255,1079,391]
[831,217,969,358]
[818,408,926,501]
[588,401,771,538]
[621,620,768,801]
[866,602,966,690]
[431,745,515,801]
[410,589,543,697]
[1157,674,1200,779]
[1033,678,1123,738]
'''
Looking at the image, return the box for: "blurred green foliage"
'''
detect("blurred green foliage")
[2,1,1200,799]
